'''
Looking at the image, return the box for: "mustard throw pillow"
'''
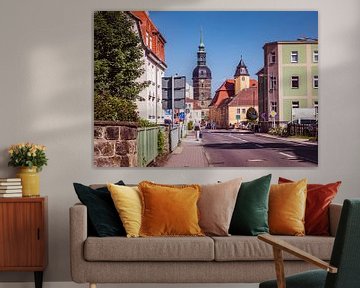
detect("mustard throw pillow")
[138,181,203,237]
[269,179,307,236]
[107,183,142,238]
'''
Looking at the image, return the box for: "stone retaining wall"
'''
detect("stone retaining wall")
[94,121,138,167]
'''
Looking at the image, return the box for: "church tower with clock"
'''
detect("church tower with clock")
[192,30,212,120]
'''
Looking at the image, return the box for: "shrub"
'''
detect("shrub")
[94,94,138,121]
[138,119,157,128]
[157,129,165,155]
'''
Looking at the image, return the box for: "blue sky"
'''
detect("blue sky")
[149,11,318,92]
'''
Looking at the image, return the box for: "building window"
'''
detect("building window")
[145,32,149,46]
[313,50,318,63]
[270,51,276,64]
[291,51,298,63]
[271,101,277,113]
[291,76,299,88]
[149,36,153,48]
[313,75,319,89]
[236,108,241,114]
[292,101,300,109]
[242,108,246,114]
[314,101,319,115]
[269,76,277,90]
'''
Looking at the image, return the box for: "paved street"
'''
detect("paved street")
[202,129,317,167]
[160,129,317,167]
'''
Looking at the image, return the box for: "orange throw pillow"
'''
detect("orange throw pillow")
[138,181,204,237]
[269,179,307,236]
[279,177,341,236]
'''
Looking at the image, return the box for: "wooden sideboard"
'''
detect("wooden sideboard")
[0,197,48,288]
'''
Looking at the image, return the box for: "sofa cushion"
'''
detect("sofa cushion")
[107,184,142,238]
[212,236,334,261]
[198,178,242,236]
[84,236,214,261]
[73,181,126,237]
[138,181,203,237]
[279,177,341,236]
[229,174,271,236]
[269,179,307,236]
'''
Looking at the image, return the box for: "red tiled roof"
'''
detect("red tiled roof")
[130,11,166,64]
[209,79,235,107]
[228,87,258,107]
[250,79,258,88]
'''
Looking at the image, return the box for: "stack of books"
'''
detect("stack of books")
[0,178,22,197]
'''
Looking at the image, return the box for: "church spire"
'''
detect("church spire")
[197,28,206,66]
[199,28,204,48]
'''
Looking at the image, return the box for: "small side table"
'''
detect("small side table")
[0,197,48,288]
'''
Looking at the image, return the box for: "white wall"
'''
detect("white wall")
[0,0,359,283]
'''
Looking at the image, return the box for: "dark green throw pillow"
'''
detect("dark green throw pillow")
[73,181,126,237]
[229,174,272,236]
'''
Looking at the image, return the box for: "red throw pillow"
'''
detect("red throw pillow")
[278,177,341,236]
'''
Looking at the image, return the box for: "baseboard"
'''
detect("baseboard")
[0,282,259,288]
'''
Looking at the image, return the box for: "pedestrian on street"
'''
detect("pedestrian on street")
[194,120,201,141]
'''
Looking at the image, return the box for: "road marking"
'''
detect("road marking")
[227,134,248,142]
[247,159,264,162]
[279,152,296,158]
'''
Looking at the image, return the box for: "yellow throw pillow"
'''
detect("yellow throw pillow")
[269,179,307,236]
[138,181,204,237]
[107,183,142,238]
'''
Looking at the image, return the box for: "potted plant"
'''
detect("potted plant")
[8,143,48,197]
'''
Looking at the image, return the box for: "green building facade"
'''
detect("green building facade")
[259,40,318,123]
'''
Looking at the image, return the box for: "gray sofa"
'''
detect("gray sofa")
[70,202,342,287]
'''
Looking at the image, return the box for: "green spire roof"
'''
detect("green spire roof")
[199,28,204,48]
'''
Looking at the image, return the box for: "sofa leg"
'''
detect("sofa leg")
[89,283,96,288]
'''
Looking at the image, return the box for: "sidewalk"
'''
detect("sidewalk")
[162,131,209,167]
[256,132,318,146]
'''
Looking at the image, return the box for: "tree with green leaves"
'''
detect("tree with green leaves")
[94,11,148,121]
[246,107,258,121]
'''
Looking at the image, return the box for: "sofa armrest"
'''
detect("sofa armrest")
[329,203,342,237]
[69,203,88,283]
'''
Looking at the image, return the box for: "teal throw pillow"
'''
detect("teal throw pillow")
[73,181,126,237]
[229,174,272,236]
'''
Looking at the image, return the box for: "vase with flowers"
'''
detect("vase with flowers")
[8,143,48,197]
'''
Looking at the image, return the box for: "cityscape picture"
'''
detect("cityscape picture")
[94,11,318,168]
